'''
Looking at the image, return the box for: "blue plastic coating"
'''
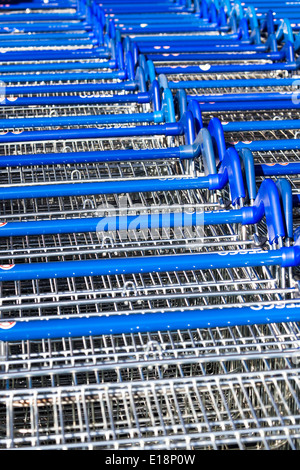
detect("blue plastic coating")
[1,303,300,342]
[0,247,298,283]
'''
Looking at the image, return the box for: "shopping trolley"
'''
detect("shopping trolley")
[0,0,87,22]
[0,0,106,62]
[116,3,267,53]
[0,1,100,39]
[0,233,299,449]
[0,0,299,452]
[0,157,300,451]
[161,67,300,126]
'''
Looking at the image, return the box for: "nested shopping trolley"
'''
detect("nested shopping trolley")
[0,0,300,452]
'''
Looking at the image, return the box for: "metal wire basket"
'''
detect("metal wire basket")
[0,335,299,449]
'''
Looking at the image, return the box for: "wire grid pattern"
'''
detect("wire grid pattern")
[0,369,299,449]
[201,110,300,124]
[168,71,294,82]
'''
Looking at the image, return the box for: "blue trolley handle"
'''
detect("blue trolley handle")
[246,5,259,30]
[188,100,203,134]
[181,140,245,204]
[161,88,176,123]
[260,9,275,35]
[208,117,227,162]
[275,18,294,44]
[198,0,209,19]
[0,228,292,288]
[239,148,294,239]
[242,179,286,244]
[182,110,196,145]
[0,179,282,241]
[139,57,156,85]
[175,89,188,120]
[2,304,300,342]
[275,179,294,240]
[220,0,232,16]
[231,1,244,22]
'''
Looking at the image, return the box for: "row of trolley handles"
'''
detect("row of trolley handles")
[1,1,300,339]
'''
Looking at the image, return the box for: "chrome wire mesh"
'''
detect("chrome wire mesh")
[202,110,300,124]
[0,0,300,452]
[0,369,299,449]
[0,231,289,321]
[0,319,299,450]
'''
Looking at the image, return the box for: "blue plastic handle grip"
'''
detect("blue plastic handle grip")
[0,38,98,48]
[0,178,211,200]
[255,162,300,176]
[140,44,269,53]
[0,123,182,144]
[212,147,246,206]
[0,158,244,200]
[0,112,163,130]
[0,211,242,238]
[208,117,227,161]
[234,139,300,152]
[170,78,298,90]
[2,304,300,341]
[188,100,203,133]
[191,101,300,112]
[1,94,150,107]
[0,148,182,168]
[0,70,127,84]
[0,33,94,45]
[0,48,110,62]
[179,127,217,175]
[147,52,284,61]
[0,59,117,74]
[223,120,300,132]
[189,91,295,103]
[0,247,298,282]
[0,180,283,243]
